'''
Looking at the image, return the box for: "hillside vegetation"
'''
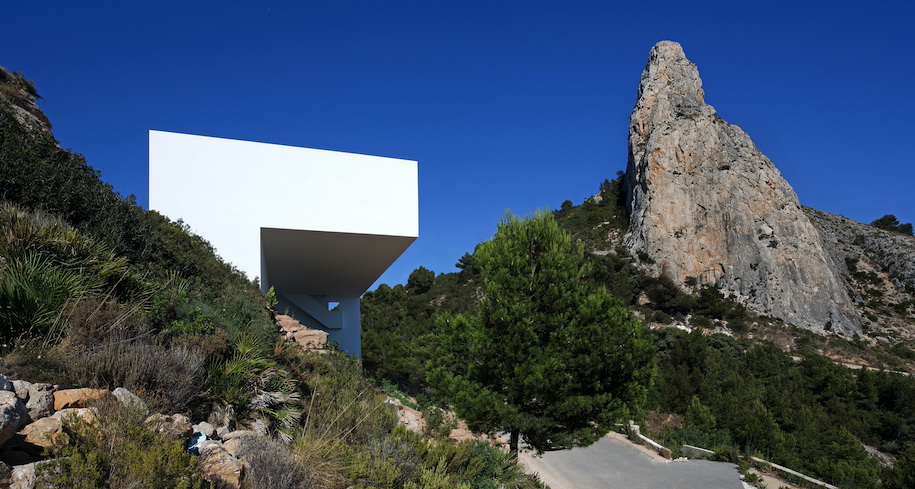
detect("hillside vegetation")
[0,68,544,488]
[363,178,915,489]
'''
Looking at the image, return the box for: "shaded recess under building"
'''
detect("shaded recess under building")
[149,130,418,355]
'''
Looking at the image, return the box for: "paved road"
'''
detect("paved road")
[520,433,747,489]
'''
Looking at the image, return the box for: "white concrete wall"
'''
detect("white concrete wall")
[149,130,418,281]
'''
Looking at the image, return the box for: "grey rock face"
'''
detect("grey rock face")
[113,387,149,415]
[624,41,862,335]
[0,392,27,446]
[805,207,915,336]
[23,383,56,423]
[805,208,915,290]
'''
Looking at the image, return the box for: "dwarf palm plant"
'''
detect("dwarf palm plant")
[0,203,128,342]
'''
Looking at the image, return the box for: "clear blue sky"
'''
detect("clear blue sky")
[4,1,913,288]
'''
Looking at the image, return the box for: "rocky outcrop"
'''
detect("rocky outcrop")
[197,440,244,489]
[624,41,862,335]
[806,208,915,291]
[806,207,915,337]
[0,67,51,135]
[275,314,328,350]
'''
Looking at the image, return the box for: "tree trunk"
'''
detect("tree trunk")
[509,429,520,457]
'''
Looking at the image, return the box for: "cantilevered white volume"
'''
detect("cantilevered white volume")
[149,130,418,356]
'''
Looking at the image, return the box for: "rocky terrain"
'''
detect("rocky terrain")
[0,67,49,135]
[806,207,915,340]
[623,41,867,336]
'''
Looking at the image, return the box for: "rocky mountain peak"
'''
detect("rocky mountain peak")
[634,41,706,121]
[624,41,862,336]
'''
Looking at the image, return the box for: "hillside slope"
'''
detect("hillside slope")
[0,64,546,489]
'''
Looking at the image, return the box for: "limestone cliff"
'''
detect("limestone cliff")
[623,41,862,335]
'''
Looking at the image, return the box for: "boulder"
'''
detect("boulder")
[222,438,243,458]
[112,387,148,415]
[193,421,217,439]
[276,314,328,349]
[145,413,193,440]
[0,392,28,446]
[220,430,255,441]
[291,328,328,349]
[11,381,29,401]
[53,388,109,410]
[9,462,36,489]
[49,408,97,423]
[397,405,425,434]
[19,417,64,452]
[197,441,243,489]
[23,384,55,423]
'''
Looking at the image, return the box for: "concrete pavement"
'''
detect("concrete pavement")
[520,432,748,489]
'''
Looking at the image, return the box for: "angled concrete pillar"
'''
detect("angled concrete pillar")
[149,130,418,356]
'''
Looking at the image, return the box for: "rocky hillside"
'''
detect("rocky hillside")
[806,207,915,340]
[623,41,881,337]
[0,63,547,489]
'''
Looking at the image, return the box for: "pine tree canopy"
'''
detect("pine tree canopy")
[428,211,655,453]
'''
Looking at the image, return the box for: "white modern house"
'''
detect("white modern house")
[149,130,418,356]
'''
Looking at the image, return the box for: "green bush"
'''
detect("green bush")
[0,204,133,342]
[37,402,205,489]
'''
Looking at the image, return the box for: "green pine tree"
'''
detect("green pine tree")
[428,211,655,454]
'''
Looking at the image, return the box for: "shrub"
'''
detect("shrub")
[238,434,317,489]
[60,339,204,412]
[37,400,205,489]
[0,204,133,342]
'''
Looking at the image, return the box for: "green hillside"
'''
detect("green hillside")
[362,178,915,489]
[0,67,544,489]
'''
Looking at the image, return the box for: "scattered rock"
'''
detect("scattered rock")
[145,413,193,440]
[10,462,36,489]
[10,381,29,401]
[276,314,328,349]
[19,418,63,452]
[53,388,109,410]
[112,387,148,415]
[0,392,28,446]
[220,430,254,441]
[49,408,96,423]
[193,421,217,439]
[197,441,243,489]
[23,384,56,423]
[395,404,425,434]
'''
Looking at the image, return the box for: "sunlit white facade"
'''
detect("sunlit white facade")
[149,130,418,355]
